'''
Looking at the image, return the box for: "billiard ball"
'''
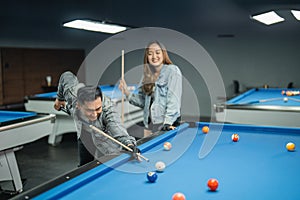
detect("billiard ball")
[283,97,288,103]
[286,142,296,151]
[172,192,186,200]
[292,91,300,96]
[155,161,166,172]
[231,133,239,142]
[147,171,158,182]
[286,91,293,96]
[163,142,172,151]
[202,126,209,134]
[207,178,219,191]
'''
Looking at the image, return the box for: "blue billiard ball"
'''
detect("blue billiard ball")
[147,172,158,183]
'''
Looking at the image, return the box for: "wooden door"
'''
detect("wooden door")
[0,48,25,104]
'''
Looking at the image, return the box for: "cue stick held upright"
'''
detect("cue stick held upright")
[121,50,125,124]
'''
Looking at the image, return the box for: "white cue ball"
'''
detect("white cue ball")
[283,97,288,102]
[155,161,166,172]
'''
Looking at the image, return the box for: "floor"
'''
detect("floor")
[0,115,206,200]
[0,124,146,200]
[0,132,78,200]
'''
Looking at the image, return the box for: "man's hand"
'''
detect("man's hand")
[160,124,176,131]
[127,144,141,154]
[127,144,141,161]
[54,99,66,111]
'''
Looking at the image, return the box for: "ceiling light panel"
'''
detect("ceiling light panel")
[251,11,285,25]
[291,10,300,20]
[63,20,127,34]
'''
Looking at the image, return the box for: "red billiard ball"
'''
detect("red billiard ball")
[231,133,239,142]
[172,192,186,200]
[207,178,219,191]
[147,172,158,182]
[202,126,209,134]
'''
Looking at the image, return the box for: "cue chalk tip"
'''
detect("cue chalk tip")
[137,153,149,162]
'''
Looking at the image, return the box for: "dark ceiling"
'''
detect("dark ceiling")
[0,0,300,47]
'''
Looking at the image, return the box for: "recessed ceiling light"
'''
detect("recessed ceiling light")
[291,10,300,20]
[251,11,285,25]
[63,19,127,34]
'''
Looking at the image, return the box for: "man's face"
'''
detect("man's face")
[78,97,102,121]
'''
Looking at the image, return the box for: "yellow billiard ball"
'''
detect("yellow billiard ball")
[286,142,295,151]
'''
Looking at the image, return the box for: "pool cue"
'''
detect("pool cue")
[59,107,149,162]
[227,97,283,105]
[88,124,149,162]
[121,50,125,124]
[256,97,283,103]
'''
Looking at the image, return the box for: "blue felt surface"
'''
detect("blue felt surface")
[100,84,138,99]
[34,92,57,98]
[33,84,138,99]
[0,110,37,123]
[33,123,300,200]
[227,88,300,106]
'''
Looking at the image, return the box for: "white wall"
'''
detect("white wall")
[1,29,299,120]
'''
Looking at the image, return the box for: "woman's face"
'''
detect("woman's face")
[147,43,164,68]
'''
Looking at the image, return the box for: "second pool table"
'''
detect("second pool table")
[215,88,300,127]
[0,110,55,193]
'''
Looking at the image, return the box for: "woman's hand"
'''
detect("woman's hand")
[119,79,130,97]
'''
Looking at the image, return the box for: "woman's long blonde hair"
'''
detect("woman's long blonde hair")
[142,41,173,95]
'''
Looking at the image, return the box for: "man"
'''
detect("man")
[54,71,139,166]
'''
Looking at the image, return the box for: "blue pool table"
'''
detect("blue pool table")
[14,122,300,199]
[215,88,300,127]
[24,84,143,145]
[0,110,55,193]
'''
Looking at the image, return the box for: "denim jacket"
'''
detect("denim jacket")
[57,71,136,157]
[127,64,182,128]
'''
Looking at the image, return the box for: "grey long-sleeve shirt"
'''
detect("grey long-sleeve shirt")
[57,71,136,157]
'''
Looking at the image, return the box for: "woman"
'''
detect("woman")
[119,41,182,137]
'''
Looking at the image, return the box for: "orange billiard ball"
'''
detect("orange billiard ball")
[286,91,293,96]
[163,142,172,151]
[231,134,239,142]
[172,192,186,200]
[207,178,219,191]
[202,126,209,134]
[286,142,295,151]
